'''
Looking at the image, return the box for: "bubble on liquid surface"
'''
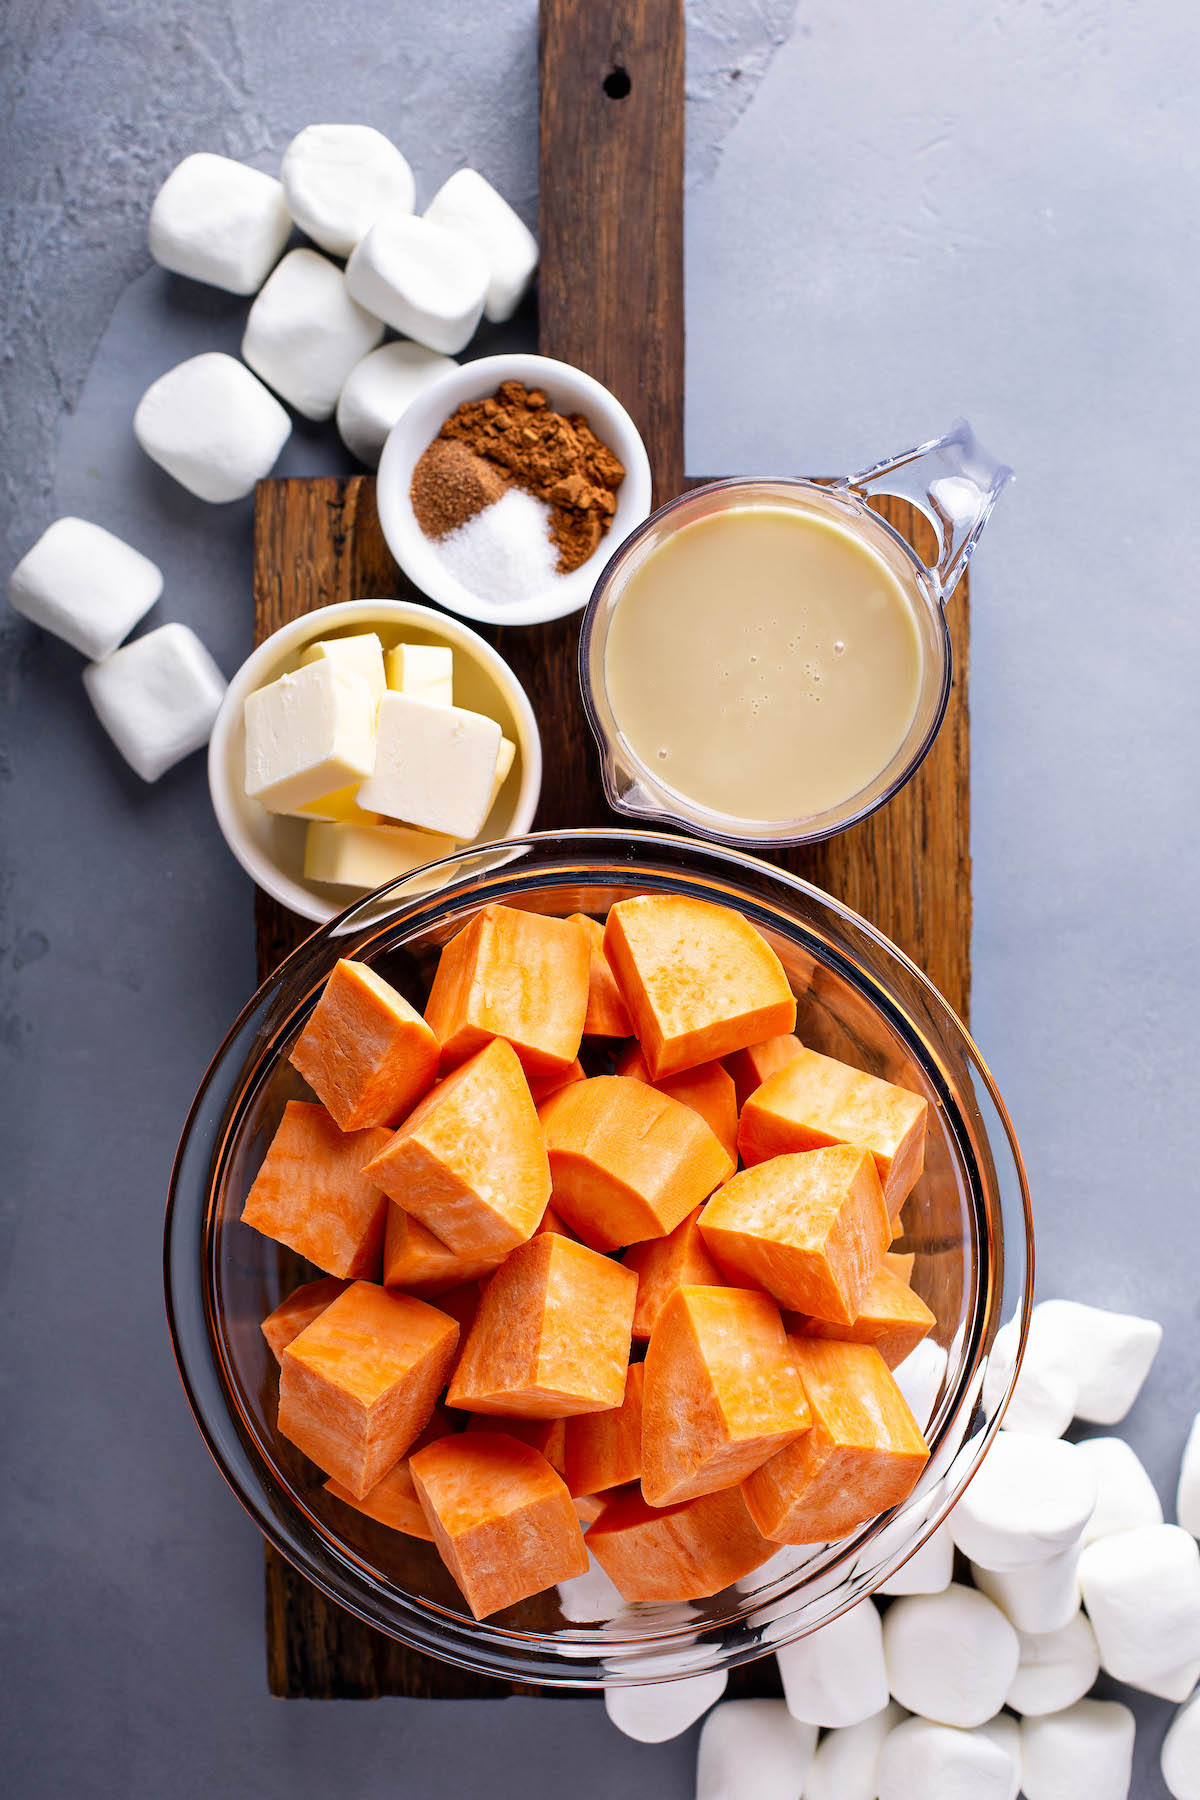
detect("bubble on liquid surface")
[657,748,668,760]
[833,640,846,655]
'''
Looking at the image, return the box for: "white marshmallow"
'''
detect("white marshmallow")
[977,1714,1022,1800]
[882,1583,1020,1727]
[424,167,538,323]
[804,1701,906,1800]
[1020,1699,1135,1800]
[280,123,414,257]
[984,1301,1162,1436]
[695,1700,817,1800]
[878,1523,954,1595]
[1178,1413,1200,1538]
[8,517,162,660]
[242,249,384,422]
[556,1552,625,1624]
[1163,1689,1200,1800]
[604,1670,726,1742]
[335,341,457,467]
[1075,1436,1163,1544]
[83,623,226,782]
[892,1336,948,1429]
[1005,1612,1101,1718]
[947,1431,1096,1571]
[134,352,291,504]
[984,1316,1077,1437]
[1078,1523,1200,1695]
[971,1539,1082,1634]
[877,1718,1016,1800]
[775,1600,888,1728]
[345,215,488,354]
[147,152,291,295]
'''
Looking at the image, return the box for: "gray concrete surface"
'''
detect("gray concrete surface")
[1,1,1195,1795]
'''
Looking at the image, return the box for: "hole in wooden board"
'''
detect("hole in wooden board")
[603,66,631,99]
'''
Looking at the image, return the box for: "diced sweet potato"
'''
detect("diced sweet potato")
[434,1281,483,1338]
[564,1363,644,1496]
[886,1249,916,1284]
[527,1059,585,1107]
[573,1493,607,1524]
[641,1286,811,1505]
[788,1264,936,1369]
[409,1431,588,1619]
[362,1038,550,1258]
[424,903,590,1078]
[538,1076,730,1252]
[569,912,632,1036]
[615,1043,738,1176]
[241,1101,392,1279]
[447,1233,636,1418]
[465,1412,567,1479]
[382,1204,504,1296]
[603,895,796,1079]
[324,1405,458,1540]
[278,1282,459,1498]
[624,1207,726,1341]
[738,1046,928,1219]
[587,1483,775,1602]
[533,1203,580,1241]
[743,1337,929,1544]
[698,1147,890,1327]
[289,958,440,1131]
[724,1033,802,1110]
[261,1277,350,1362]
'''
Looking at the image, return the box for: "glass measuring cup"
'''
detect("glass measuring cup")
[579,420,1012,847]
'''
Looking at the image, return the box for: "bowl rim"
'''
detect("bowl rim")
[375,352,653,627]
[164,828,1033,1686]
[207,596,544,923]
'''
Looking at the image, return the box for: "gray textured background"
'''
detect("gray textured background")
[2,2,1196,1795]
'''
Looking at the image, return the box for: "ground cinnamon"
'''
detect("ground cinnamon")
[411,380,626,574]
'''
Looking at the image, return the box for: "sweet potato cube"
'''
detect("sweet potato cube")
[615,1042,738,1176]
[698,1147,890,1327]
[241,1101,392,1278]
[324,1405,459,1540]
[724,1033,802,1110]
[743,1337,929,1544]
[564,1363,644,1497]
[465,1412,567,1479]
[641,1286,812,1506]
[886,1249,916,1284]
[278,1282,459,1498]
[434,1281,483,1338]
[362,1038,550,1258]
[261,1277,350,1362]
[527,1059,585,1107]
[381,1204,505,1296]
[738,1046,928,1218]
[423,903,590,1078]
[789,1264,936,1369]
[569,912,632,1036]
[603,895,796,1079]
[539,1075,730,1251]
[533,1203,580,1241]
[573,1493,607,1524]
[624,1207,726,1341]
[447,1233,636,1418]
[289,958,441,1131]
[409,1432,588,1619]
[587,1483,775,1602]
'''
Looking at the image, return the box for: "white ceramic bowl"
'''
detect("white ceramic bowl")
[375,353,653,626]
[208,599,542,924]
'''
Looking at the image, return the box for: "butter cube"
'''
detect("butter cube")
[385,641,453,706]
[289,783,380,826]
[304,820,458,891]
[245,660,377,813]
[300,632,386,706]
[357,692,500,839]
[485,736,516,819]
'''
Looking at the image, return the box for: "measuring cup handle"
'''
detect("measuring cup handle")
[843,419,1013,602]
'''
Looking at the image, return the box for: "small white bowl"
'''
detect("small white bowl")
[208,599,542,924]
[375,353,653,627]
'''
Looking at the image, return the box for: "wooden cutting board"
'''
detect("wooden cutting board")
[253,0,970,1699]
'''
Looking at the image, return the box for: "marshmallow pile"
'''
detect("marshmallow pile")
[602,1294,1200,1800]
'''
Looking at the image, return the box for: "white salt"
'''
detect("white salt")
[433,487,561,608]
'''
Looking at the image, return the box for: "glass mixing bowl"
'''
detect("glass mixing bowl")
[165,831,1031,1688]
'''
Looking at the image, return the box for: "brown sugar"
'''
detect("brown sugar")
[409,437,511,541]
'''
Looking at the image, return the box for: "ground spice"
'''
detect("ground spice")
[411,380,626,574]
[409,437,511,541]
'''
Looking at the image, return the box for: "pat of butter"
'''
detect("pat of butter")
[485,736,516,819]
[300,632,386,706]
[385,641,453,707]
[357,692,501,840]
[287,783,381,826]
[244,661,377,814]
[304,820,458,891]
